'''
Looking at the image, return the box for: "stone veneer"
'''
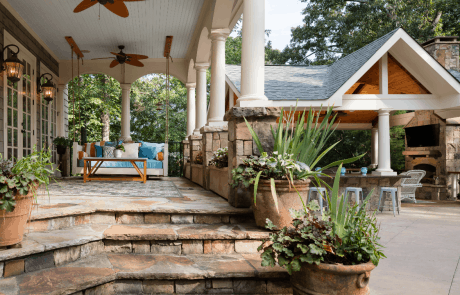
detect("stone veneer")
[422,36,459,71]
[182,139,190,179]
[404,110,459,200]
[224,107,281,208]
[200,125,228,189]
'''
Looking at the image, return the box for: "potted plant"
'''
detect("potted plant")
[232,106,362,229]
[114,141,125,158]
[259,164,385,295]
[53,136,71,155]
[209,147,228,168]
[0,148,55,246]
[194,152,203,165]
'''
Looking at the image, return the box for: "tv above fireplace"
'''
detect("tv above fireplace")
[405,124,440,147]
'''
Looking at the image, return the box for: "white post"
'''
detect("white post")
[373,109,397,176]
[120,83,132,142]
[237,0,268,106]
[370,127,379,168]
[207,29,230,126]
[229,88,234,109]
[186,83,196,138]
[194,63,209,134]
[379,53,388,95]
[57,84,67,137]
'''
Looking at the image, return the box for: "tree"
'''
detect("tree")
[286,0,455,65]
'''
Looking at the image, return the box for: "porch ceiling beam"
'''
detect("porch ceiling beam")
[65,36,84,59]
[164,36,173,58]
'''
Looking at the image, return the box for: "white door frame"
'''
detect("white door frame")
[3,31,37,159]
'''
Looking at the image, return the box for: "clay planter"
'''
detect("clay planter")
[0,185,37,247]
[291,261,376,295]
[208,166,229,199]
[252,179,310,229]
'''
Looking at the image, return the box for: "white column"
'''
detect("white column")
[229,88,234,109]
[373,109,397,176]
[237,0,268,106]
[452,174,458,200]
[57,84,67,137]
[379,53,388,95]
[186,83,196,138]
[120,83,132,142]
[370,127,379,168]
[207,29,230,126]
[194,63,209,134]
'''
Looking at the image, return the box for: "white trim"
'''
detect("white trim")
[0,0,60,62]
[225,76,241,97]
[343,94,436,100]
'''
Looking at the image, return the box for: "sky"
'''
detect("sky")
[265,0,306,50]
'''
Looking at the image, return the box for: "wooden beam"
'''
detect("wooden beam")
[65,36,84,59]
[164,36,173,58]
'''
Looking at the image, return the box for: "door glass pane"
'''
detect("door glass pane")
[13,148,17,159]
[7,109,11,126]
[13,110,17,127]
[23,96,26,112]
[13,129,17,147]
[8,89,11,107]
[23,79,26,97]
[7,129,11,146]
[27,98,31,113]
[27,115,31,131]
[27,81,31,97]
[28,133,31,148]
[13,91,17,108]
[8,148,12,160]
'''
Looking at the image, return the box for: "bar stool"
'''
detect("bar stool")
[378,187,399,217]
[307,187,328,214]
[343,187,364,210]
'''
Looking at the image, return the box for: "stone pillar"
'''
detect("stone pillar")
[237,0,268,106]
[370,127,378,169]
[120,83,132,142]
[200,126,229,190]
[182,139,191,179]
[224,107,281,207]
[207,29,230,126]
[186,83,196,138]
[422,36,460,71]
[194,63,209,134]
[373,109,397,176]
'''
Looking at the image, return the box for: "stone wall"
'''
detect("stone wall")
[422,37,459,71]
[224,107,281,207]
[200,125,228,189]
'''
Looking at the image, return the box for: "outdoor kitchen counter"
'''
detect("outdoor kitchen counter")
[309,174,409,212]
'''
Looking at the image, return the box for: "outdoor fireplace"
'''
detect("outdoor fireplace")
[403,110,459,200]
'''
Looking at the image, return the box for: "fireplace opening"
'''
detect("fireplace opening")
[405,124,440,147]
[414,164,437,184]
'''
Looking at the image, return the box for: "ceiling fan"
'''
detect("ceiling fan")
[74,0,145,18]
[92,45,148,68]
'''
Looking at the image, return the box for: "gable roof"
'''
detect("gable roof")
[226,64,329,100]
[449,70,460,83]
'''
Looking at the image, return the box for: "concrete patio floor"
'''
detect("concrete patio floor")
[371,203,460,295]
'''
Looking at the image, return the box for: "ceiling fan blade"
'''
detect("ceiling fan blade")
[125,59,144,67]
[111,52,124,57]
[126,54,148,60]
[91,57,114,60]
[104,0,129,18]
[74,0,98,13]
[110,60,120,68]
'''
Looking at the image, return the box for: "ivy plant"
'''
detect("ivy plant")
[0,147,56,212]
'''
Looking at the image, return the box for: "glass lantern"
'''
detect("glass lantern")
[4,52,24,83]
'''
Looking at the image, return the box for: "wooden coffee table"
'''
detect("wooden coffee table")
[83,157,148,183]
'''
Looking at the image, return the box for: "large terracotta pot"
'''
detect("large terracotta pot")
[0,185,37,247]
[252,179,310,229]
[291,261,376,295]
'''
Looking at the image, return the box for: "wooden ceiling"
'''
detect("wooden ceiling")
[345,53,431,95]
[278,110,378,124]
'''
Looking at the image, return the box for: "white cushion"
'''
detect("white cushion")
[122,143,139,158]
[85,143,92,155]
[77,145,83,152]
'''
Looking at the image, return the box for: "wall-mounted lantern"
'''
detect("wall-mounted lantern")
[38,73,56,103]
[1,44,24,83]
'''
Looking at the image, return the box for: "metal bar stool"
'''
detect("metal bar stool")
[378,187,399,217]
[307,187,328,214]
[343,187,364,211]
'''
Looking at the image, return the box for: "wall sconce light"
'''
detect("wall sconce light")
[38,73,56,103]
[2,44,24,83]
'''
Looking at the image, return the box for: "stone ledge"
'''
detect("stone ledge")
[0,254,289,295]
[200,125,229,133]
[224,107,282,121]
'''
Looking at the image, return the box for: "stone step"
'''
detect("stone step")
[0,223,271,279]
[0,253,291,295]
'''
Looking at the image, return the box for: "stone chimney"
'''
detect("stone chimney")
[422,36,460,71]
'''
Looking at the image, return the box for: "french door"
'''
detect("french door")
[40,82,57,164]
[5,52,35,160]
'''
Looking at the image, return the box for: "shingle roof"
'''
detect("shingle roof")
[226,64,329,100]
[448,70,460,83]
[226,28,400,100]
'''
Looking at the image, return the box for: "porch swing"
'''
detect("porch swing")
[70,37,170,177]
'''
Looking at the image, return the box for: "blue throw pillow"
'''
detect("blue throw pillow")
[95,145,103,157]
[105,141,122,147]
[139,146,158,160]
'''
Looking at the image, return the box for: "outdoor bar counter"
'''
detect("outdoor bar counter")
[311,174,411,212]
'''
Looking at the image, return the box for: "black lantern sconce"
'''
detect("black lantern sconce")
[37,73,56,103]
[1,44,24,83]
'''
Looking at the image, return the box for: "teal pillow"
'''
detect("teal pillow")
[95,145,103,157]
[105,141,122,147]
[139,146,158,160]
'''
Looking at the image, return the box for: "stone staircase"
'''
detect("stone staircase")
[0,200,291,294]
